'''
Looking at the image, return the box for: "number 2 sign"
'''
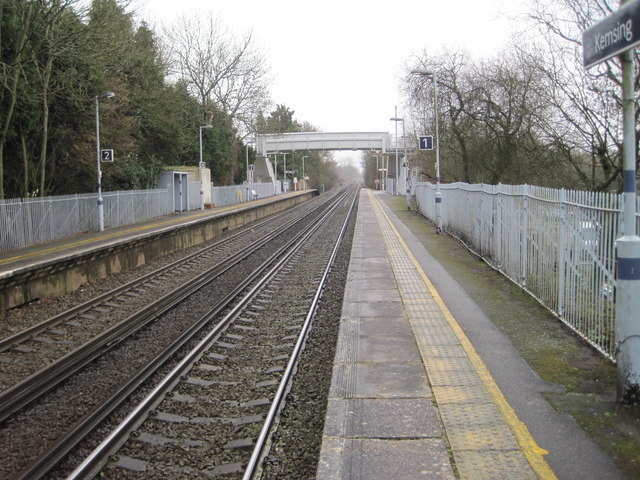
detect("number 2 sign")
[101,149,114,162]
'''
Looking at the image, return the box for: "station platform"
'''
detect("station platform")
[0,187,628,478]
[316,189,625,480]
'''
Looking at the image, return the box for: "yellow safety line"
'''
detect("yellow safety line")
[370,190,557,480]
[0,202,254,266]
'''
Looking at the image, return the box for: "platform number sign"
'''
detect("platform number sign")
[101,149,114,162]
[418,135,434,151]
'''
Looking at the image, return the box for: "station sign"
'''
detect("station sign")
[583,0,640,69]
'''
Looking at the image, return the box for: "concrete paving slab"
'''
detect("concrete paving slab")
[323,398,443,438]
[317,437,456,480]
[350,288,402,303]
[343,301,405,319]
[353,362,430,398]
[329,364,358,398]
[356,316,415,338]
[356,336,423,363]
[355,438,455,480]
[352,277,397,290]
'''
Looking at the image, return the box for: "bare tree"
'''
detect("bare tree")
[471,49,550,184]
[0,1,38,199]
[404,49,476,183]
[404,47,552,185]
[34,0,88,196]
[213,41,271,138]
[163,13,271,137]
[527,0,639,191]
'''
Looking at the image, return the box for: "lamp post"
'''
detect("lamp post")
[272,154,277,194]
[373,154,379,189]
[382,155,388,191]
[390,107,405,196]
[282,152,288,193]
[199,125,213,210]
[246,143,250,202]
[302,155,308,189]
[411,69,442,233]
[95,91,114,232]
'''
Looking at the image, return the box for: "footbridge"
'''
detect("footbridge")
[256,131,391,155]
[253,132,413,193]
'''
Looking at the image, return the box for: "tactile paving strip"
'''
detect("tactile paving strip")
[427,368,485,387]
[422,345,468,358]
[424,356,477,372]
[433,384,493,404]
[369,190,553,480]
[455,450,538,480]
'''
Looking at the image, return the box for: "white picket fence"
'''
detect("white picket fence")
[410,181,640,361]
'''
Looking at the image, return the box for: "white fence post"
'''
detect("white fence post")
[557,188,567,318]
[521,184,529,287]
[496,184,503,270]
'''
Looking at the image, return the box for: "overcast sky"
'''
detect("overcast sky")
[135,0,532,166]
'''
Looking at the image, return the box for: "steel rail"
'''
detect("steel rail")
[0,194,329,354]
[0,193,336,426]
[243,185,359,479]
[65,186,354,480]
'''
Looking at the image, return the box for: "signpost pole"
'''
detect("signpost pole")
[585,0,640,403]
[616,22,640,404]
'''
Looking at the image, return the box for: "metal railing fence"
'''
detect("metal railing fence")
[209,182,281,208]
[0,189,171,252]
[410,181,639,361]
[102,189,172,229]
[211,184,248,207]
[0,182,288,253]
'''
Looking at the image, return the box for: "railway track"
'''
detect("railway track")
[0,193,337,426]
[71,186,358,479]
[0,191,332,392]
[0,185,358,479]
